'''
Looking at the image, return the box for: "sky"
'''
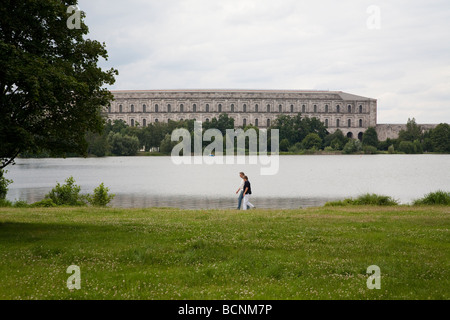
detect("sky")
[78,0,450,124]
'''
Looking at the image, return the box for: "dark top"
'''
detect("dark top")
[243,181,252,195]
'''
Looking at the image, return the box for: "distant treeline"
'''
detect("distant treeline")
[20,115,450,157]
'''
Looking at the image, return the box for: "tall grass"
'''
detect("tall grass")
[325,194,399,206]
[413,190,450,206]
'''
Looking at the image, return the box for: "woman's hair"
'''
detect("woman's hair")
[239,172,245,176]
[243,175,248,180]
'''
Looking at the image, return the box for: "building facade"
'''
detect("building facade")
[105,89,377,140]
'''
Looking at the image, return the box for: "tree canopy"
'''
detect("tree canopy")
[0,0,117,169]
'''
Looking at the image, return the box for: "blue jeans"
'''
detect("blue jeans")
[237,191,243,209]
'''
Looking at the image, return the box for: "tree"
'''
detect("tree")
[108,133,140,156]
[279,139,290,152]
[362,127,379,148]
[0,0,118,169]
[398,118,422,142]
[302,133,322,150]
[343,139,362,154]
[160,134,177,154]
[0,169,12,199]
[430,123,450,153]
[324,129,348,150]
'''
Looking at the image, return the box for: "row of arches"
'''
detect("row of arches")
[109,103,366,114]
[123,117,366,129]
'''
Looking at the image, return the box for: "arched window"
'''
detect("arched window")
[255,104,259,113]
[167,104,171,112]
[290,105,294,113]
[267,104,270,113]
[155,118,158,123]
[218,104,222,113]
[206,118,210,123]
[336,119,340,127]
[347,132,353,139]
[348,119,352,127]
[314,105,317,113]
[193,104,197,112]
[358,132,363,141]
[325,119,329,127]
[131,119,135,127]
[302,105,306,113]
[131,105,135,113]
[348,105,352,113]
[267,119,271,127]
[155,104,159,113]
[255,119,259,127]
[119,105,123,113]
[180,104,184,113]
[231,104,235,112]
[359,119,363,127]
[243,118,247,126]
[279,105,282,113]
[359,105,363,113]
[325,105,329,113]
[336,105,340,113]
[243,104,247,112]
[143,119,147,127]
[143,104,146,113]
[206,104,209,112]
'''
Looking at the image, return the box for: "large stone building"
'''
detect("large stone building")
[105,89,378,140]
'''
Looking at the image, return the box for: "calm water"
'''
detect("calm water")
[5,155,450,209]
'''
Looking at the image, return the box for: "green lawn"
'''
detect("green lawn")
[0,206,448,300]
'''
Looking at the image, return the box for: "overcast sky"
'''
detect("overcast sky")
[78,0,450,124]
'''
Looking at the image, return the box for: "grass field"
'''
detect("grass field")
[0,206,448,300]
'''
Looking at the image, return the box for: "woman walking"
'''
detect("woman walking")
[242,175,255,210]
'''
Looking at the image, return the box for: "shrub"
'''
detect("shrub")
[0,169,13,200]
[0,198,13,207]
[398,141,419,154]
[44,176,86,206]
[363,145,378,154]
[413,191,450,206]
[388,145,395,154]
[343,140,362,154]
[87,183,115,207]
[353,194,399,206]
[302,133,322,150]
[31,199,57,207]
[279,138,290,152]
[325,194,399,206]
[13,200,30,208]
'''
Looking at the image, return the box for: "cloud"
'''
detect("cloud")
[79,0,450,124]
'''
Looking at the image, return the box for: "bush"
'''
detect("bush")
[31,198,57,207]
[288,142,304,153]
[302,133,322,150]
[44,176,86,206]
[413,191,450,206]
[279,138,290,152]
[0,198,13,207]
[343,140,362,154]
[388,145,395,154]
[13,200,30,208]
[363,145,378,154]
[87,183,115,207]
[0,169,13,200]
[325,194,399,206]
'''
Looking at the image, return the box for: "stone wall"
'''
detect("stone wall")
[376,124,438,141]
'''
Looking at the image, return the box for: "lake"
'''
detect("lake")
[5,155,450,209]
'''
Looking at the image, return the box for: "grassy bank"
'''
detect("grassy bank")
[0,206,448,300]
